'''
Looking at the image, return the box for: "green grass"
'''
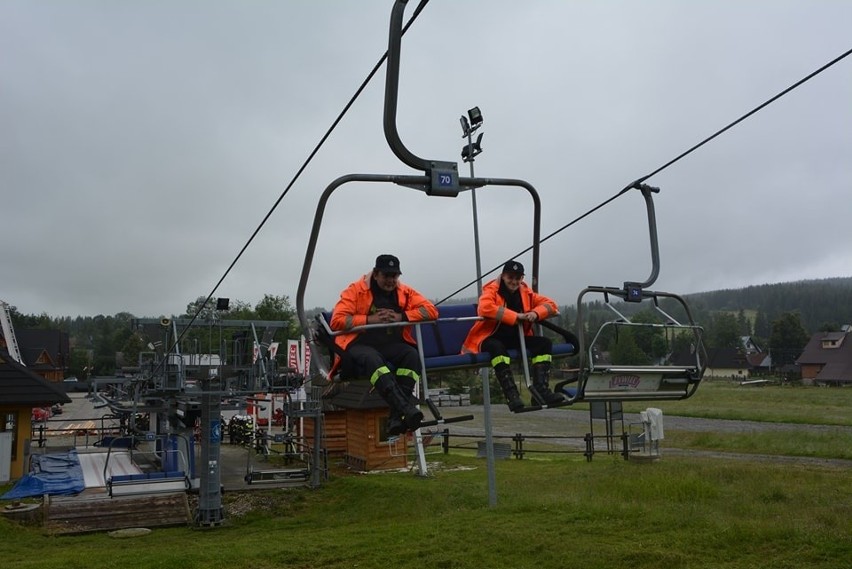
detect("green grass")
[1,454,850,569]
[647,381,852,460]
[665,428,852,460]
[617,380,852,425]
[542,382,852,460]
[2,383,851,568]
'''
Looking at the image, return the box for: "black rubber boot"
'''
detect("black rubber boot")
[495,366,524,412]
[385,376,419,436]
[397,376,422,432]
[396,375,419,402]
[385,409,405,437]
[374,374,424,433]
[530,362,564,406]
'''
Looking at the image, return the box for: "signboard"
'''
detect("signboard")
[303,341,312,375]
[286,338,312,375]
[210,419,221,444]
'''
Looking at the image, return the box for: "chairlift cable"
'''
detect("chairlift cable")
[436,45,852,306]
[163,0,432,357]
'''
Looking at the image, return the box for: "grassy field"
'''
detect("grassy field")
[617,380,852,425]
[579,381,852,461]
[2,455,849,569]
[1,383,850,569]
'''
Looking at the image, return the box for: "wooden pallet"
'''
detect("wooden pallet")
[44,491,191,535]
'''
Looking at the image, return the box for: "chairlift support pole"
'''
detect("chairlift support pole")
[195,378,224,526]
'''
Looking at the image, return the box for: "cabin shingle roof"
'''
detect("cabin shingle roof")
[796,331,852,383]
[0,351,71,406]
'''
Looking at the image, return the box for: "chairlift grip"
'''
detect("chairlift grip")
[636,184,661,289]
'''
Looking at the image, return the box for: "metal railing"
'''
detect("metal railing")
[422,428,639,462]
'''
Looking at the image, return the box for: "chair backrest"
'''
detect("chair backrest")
[416,304,479,359]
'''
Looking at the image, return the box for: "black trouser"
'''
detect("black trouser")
[345,342,422,384]
[482,335,553,369]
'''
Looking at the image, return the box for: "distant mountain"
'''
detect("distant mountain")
[683,277,852,333]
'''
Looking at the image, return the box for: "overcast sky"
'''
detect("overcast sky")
[2,1,851,319]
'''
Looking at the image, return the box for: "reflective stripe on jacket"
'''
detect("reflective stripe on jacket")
[461,279,559,354]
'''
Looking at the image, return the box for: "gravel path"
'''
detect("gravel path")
[435,404,852,436]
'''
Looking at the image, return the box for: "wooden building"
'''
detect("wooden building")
[303,409,347,458]
[796,328,852,386]
[0,351,70,481]
[307,381,408,471]
[1,329,70,383]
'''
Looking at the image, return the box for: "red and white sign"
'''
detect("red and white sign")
[287,340,300,371]
[286,338,312,375]
[303,340,312,375]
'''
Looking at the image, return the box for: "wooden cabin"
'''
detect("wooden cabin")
[0,352,70,481]
[310,381,408,471]
[303,408,347,458]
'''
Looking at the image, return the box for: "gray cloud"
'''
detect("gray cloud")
[1,1,850,318]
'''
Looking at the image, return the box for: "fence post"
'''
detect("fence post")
[620,432,630,461]
[442,428,449,454]
[513,433,525,460]
[583,433,594,462]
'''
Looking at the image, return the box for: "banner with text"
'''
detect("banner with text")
[286,338,312,375]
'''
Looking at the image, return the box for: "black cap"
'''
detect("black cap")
[375,254,402,274]
[502,260,524,275]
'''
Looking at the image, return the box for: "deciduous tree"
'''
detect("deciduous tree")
[769,312,809,366]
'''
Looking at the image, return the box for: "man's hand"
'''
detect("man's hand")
[369,309,401,324]
[517,311,538,322]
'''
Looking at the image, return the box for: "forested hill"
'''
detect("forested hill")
[683,277,852,333]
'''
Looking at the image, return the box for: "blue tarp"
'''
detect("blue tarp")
[1,449,85,500]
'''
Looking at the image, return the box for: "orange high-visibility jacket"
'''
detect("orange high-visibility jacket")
[461,279,559,353]
[330,274,438,353]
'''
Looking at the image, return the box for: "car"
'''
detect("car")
[51,403,64,415]
[63,376,88,392]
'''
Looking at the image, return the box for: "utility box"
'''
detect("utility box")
[630,407,664,459]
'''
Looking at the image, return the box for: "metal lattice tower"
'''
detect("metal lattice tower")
[0,300,23,364]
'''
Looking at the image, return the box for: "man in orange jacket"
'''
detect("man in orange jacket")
[462,260,563,410]
[330,254,438,435]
